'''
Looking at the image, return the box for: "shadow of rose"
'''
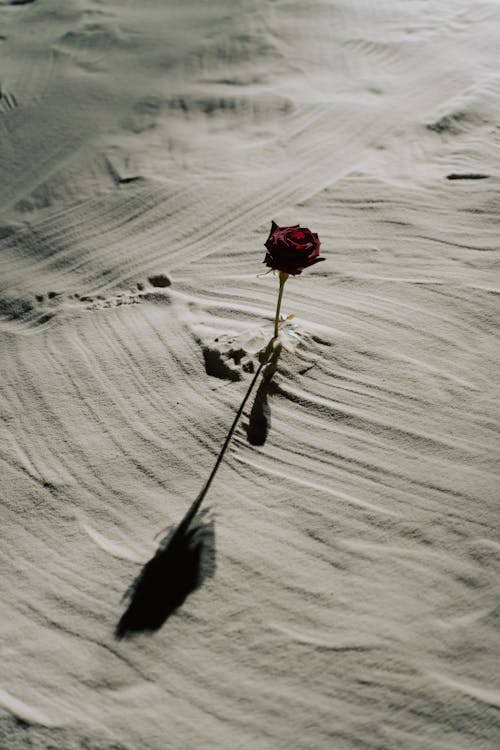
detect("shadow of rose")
[246,342,282,446]
[115,510,215,639]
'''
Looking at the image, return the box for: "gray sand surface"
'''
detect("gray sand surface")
[1,1,499,748]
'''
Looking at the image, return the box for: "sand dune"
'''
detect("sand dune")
[1,1,499,748]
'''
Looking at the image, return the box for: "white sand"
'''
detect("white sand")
[1,1,499,747]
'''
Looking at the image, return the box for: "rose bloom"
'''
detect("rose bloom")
[264,221,324,275]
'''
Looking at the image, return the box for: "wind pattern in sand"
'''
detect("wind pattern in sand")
[0,1,499,748]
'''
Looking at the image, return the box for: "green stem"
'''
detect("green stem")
[167,273,289,536]
[274,271,289,338]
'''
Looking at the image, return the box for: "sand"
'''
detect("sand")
[1,1,499,748]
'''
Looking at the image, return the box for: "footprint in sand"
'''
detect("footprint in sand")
[0,289,87,328]
[76,273,172,310]
[201,334,256,382]
[0,273,173,328]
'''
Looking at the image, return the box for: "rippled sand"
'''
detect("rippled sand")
[1,1,499,748]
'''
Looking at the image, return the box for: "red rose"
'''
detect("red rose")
[263,221,324,276]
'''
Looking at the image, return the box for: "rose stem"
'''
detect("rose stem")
[167,271,287,533]
[273,271,289,339]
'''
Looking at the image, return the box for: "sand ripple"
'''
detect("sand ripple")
[1,0,499,748]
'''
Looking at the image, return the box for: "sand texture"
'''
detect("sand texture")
[1,1,499,748]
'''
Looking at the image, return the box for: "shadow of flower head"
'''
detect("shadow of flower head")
[115,509,215,639]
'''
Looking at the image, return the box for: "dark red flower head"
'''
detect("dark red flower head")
[263,221,324,276]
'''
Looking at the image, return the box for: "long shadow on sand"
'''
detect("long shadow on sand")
[115,510,215,639]
[115,340,281,638]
